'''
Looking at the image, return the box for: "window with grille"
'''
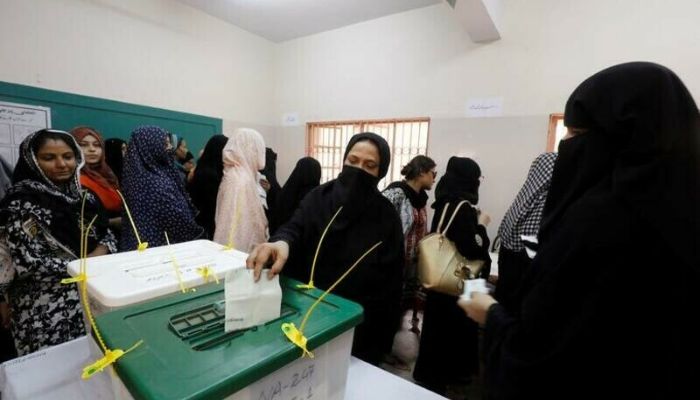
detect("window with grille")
[546,113,566,152]
[306,118,430,188]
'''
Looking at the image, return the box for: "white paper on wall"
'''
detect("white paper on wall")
[0,101,51,165]
[465,97,503,118]
[282,112,300,126]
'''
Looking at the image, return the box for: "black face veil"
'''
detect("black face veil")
[539,62,699,271]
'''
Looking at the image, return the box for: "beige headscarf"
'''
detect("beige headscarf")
[213,128,268,252]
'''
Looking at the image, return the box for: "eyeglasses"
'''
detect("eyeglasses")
[429,170,437,178]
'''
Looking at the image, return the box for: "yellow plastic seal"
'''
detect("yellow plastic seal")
[196,265,219,284]
[283,241,382,359]
[61,273,86,285]
[281,323,314,359]
[164,232,193,293]
[81,340,143,380]
[116,190,148,251]
[69,194,146,380]
[297,207,343,290]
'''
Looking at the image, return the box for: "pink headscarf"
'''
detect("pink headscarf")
[213,128,268,252]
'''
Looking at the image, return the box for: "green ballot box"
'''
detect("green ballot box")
[93,277,363,400]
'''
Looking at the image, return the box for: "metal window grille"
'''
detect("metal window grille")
[306,118,430,188]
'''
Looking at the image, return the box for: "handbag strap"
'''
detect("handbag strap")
[438,200,471,235]
[435,202,451,234]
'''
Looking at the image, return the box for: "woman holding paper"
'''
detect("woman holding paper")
[460,62,700,399]
[412,156,491,395]
[247,132,405,365]
[494,152,556,313]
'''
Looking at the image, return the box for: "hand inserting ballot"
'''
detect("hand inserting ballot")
[246,241,290,282]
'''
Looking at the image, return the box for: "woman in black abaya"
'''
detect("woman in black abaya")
[187,134,228,239]
[461,62,700,399]
[413,157,492,395]
[272,157,321,234]
[247,132,405,365]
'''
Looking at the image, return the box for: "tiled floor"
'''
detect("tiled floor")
[377,310,484,400]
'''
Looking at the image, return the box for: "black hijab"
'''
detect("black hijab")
[538,62,699,270]
[104,138,126,182]
[187,134,228,238]
[260,147,282,226]
[331,132,392,228]
[343,132,391,179]
[271,132,403,363]
[260,148,281,193]
[274,157,321,232]
[432,157,481,210]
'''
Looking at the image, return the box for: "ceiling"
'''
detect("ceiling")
[177,0,443,43]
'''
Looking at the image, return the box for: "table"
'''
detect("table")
[345,357,448,399]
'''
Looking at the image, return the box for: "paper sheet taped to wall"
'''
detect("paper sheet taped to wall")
[0,101,51,165]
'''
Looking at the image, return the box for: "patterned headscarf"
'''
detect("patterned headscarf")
[497,153,557,251]
[70,126,119,189]
[1,129,94,255]
[120,125,203,250]
[10,129,84,204]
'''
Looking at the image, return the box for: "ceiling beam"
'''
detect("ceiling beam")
[446,0,502,43]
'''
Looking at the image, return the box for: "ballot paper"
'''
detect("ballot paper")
[461,278,490,300]
[224,268,282,332]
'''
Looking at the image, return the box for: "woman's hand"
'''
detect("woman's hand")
[457,292,497,325]
[246,241,289,282]
[87,244,109,258]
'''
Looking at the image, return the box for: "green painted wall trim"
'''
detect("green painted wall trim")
[0,81,223,157]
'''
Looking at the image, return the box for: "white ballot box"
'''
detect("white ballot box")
[66,239,247,314]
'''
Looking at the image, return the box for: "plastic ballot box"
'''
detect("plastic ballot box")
[66,240,248,315]
[94,277,363,400]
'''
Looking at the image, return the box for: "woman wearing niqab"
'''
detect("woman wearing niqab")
[462,62,700,399]
[249,132,405,365]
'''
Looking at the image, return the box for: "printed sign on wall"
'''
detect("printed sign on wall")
[0,101,52,165]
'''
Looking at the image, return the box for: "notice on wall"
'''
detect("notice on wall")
[465,97,503,118]
[282,112,300,127]
[0,101,52,165]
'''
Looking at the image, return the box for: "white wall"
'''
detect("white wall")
[274,0,700,121]
[3,0,700,237]
[0,0,277,130]
[272,0,700,238]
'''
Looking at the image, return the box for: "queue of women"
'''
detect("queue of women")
[0,62,698,398]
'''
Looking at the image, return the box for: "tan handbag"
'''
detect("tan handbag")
[417,200,485,296]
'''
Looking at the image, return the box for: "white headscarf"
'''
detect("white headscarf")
[213,128,268,252]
